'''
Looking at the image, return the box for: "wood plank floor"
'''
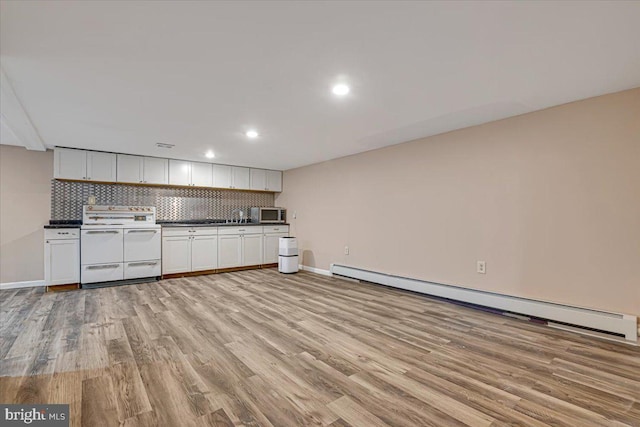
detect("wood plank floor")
[1,269,639,426]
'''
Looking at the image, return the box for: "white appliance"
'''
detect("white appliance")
[278,237,298,274]
[81,205,161,286]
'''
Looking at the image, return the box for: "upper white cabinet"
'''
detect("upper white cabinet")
[169,160,191,186]
[55,148,281,191]
[231,166,250,190]
[266,170,283,192]
[54,147,116,182]
[169,160,212,187]
[212,165,250,190]
[250,169,266,191]
[117,154,168,185]
[250,169,282,191]
[212,164,232,188]
[143,157,169,184]
[191,162,213,187]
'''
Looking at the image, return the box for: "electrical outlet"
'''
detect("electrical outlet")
[477,261,486,274]
[293,211,297,219]
[344,246,349,255]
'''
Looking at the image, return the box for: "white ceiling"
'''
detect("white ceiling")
[1,1,639,170]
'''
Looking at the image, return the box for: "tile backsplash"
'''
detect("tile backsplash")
[50,180,274,221]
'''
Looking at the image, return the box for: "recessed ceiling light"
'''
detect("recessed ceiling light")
[205,150,215,159]
[332,84,350,96]
[246,130,259,139]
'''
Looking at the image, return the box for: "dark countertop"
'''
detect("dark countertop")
[159,221,288,228]
[43,220,288,229]
[44,220,81,229]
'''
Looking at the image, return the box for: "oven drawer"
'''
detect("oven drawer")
[124,260,161,280]
[81,229,123,264]
[124,228,161,262]
[81,262,124,284]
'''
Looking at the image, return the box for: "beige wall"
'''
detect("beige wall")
[0,145,53,283]
[277,88,640,315]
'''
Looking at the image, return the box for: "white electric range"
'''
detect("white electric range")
[81,205,161,286]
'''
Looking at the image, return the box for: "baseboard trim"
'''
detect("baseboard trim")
[299,265,333,277]
[330,264,638,343]
[0,280,46,290]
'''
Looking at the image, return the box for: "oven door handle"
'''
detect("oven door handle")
[126,230,158,233]
[85,230,120,234]
[127,261,159,267]
[86,264,120,270]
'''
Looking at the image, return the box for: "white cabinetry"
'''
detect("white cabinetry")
[231,166,250,190]
[250,169,266,191]
[250,169,282,192]
[212,164,232,188]
[117,155,168,185]
[263,225,289,264]
[266,170,283,192]
[212,165,250,190]
[218,226,263,268]
[162,227,218,274]
[44,228,80,286]
[54,147,117,182]
[169,160,212,187]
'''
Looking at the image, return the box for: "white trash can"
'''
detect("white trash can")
[278,237,299,274]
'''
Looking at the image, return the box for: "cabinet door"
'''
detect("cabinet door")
[45,239,79,285]
[212,164,232,189]
[242,234,263,266]
[250,169,267,191]
[191,162,213,187]
[162,236,191,274]
[263,233,287,264]
[54,148,87,180]
[169,160,191,186]
[218,235,242,268]
[191,235,218,271]
[231,166,250,190]
[117,154,143,183]
[266,170,283,192]
[143,157,169,184]
[87,151,117,182]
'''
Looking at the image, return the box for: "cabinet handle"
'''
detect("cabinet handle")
[128,261,158,267]
[87,264,119,270]
[86,230,119,234]
[127,230,157,233]
[58,232,70,235]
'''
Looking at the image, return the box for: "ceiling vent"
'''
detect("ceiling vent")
[156,143,175,149]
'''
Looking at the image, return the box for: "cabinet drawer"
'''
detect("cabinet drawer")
[218,226,263,235]
[45,229,80,240]
[263,225,288,234]
[162,227,192,237]
[192,227,218,236]
[124,260,161,280]
[81,263,124,284]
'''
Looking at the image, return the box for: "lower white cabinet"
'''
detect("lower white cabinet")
[44,229,80,286]
[162,228,218,274]
[217,234,242,268]
[263,225,290,264]
[217,226,264,268]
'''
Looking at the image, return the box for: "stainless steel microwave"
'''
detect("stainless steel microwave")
[250,207,286,223]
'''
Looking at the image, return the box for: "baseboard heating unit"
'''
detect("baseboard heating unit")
[330,264,638,343]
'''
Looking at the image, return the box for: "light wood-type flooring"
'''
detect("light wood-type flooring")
[1,269,639,426]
